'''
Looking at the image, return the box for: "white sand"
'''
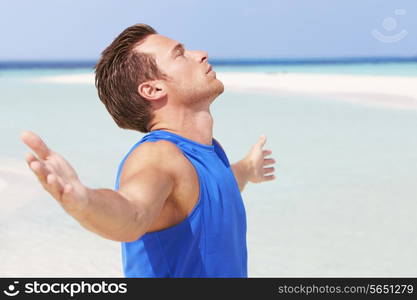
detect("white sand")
[219,72,417,98]
[0,177,7,192]
[33,71,417,111]
[0,158,44,215]
[0,157,122,277]
[34,73,94,84]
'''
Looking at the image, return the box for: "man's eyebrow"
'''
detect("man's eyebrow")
[170,43,185,58]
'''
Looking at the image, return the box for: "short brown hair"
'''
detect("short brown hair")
[95,23,168,133]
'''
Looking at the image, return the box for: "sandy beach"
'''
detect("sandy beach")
[33,71,417,111]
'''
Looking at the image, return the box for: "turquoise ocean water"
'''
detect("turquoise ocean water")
[1,62,417,276]
[217,62,417,76]
[2,61,417,77]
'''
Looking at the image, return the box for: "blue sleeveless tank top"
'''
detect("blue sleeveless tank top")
[114,129,247,277]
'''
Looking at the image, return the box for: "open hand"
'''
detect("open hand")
[244,134,276,183]
[20,130,90,217]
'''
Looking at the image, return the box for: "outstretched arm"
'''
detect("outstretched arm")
[20,130,174,242]
[231,134,276,192]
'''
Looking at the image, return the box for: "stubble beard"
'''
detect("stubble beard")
[184,78,224,106]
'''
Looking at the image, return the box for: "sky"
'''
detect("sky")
[0,0,416,61]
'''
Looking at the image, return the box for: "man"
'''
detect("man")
[20,23,276,277]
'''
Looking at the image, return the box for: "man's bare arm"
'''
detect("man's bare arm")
[231,160,250,192]
[20,130,174,242]
[80,164,174,242]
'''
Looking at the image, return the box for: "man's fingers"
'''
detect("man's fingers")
[46,174,64,201]
[29,160,50,185]
[263,167,275,175]
[26,153,60,185]
[20,130,52,160]
[263,175,276,181]
[55,175,67,190]
[25,152,37,164]
[263,149,272,157]
[263,158,276,166]
[46,174,75,205]
[257,134,267,148]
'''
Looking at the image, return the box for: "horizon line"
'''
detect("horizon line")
[0,55,416,69]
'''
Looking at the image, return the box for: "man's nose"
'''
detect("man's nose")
[200,50,208,63]
[193,50,208,63]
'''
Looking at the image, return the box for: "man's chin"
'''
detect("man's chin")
[215,79,225,95]
[198,79,224,103]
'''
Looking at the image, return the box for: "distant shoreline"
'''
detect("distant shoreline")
[1,56,417,70]
[31,71,417,112]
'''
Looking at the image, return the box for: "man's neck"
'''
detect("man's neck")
[149,108,214,146]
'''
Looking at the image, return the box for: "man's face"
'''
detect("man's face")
[136,34,224,106]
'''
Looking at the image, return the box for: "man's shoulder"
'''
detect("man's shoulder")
[122,139,186,176]
[135,139,183,157]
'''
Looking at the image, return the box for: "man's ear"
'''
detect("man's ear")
[138,81,166,101]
